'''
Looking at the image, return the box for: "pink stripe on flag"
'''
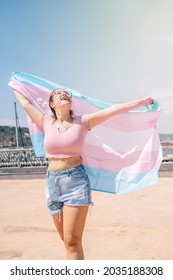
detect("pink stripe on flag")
[83,143,162,173]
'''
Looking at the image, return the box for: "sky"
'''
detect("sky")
[0,0,173,133]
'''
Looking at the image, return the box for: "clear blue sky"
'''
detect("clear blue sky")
[0,0,173,133]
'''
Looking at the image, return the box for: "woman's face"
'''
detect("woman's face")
[50,90,72,110]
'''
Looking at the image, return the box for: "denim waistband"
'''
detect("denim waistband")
[47,164,84,176]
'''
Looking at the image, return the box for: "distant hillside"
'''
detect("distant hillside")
[159,134,173,141]
[0,126,32,148]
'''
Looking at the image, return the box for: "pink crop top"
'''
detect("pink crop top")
[42,114,90,158]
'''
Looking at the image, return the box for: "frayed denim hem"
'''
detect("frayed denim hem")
[47,201,94,221]
[48,209,63,222]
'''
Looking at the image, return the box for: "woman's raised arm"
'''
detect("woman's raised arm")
[88,97,154,130]
[13,90,44,130]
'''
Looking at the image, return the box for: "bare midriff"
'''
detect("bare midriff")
[48,156,83,171]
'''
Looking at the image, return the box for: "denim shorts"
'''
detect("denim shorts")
[45,164,92,216]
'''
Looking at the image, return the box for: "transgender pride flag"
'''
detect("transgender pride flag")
[9,72,162,194]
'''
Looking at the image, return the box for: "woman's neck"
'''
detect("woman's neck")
[55,109,72,123]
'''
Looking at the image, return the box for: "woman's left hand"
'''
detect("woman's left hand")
[140,97,155,107]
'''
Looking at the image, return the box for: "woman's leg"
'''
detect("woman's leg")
[63,205,89,260]
[52,212,64,241]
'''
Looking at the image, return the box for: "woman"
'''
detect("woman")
[13,88,154,260]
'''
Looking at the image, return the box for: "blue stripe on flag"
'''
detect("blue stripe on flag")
[84,165,159,194]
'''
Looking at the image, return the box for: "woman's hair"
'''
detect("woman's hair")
[49,89,73,119]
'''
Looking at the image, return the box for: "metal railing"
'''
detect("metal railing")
[161,145,173,162]
[0,148,48,168]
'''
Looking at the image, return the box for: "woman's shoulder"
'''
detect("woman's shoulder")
[43,114,53,120]
[74,114,90,130]
[73,114,88,122]
[43,114,55,126]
